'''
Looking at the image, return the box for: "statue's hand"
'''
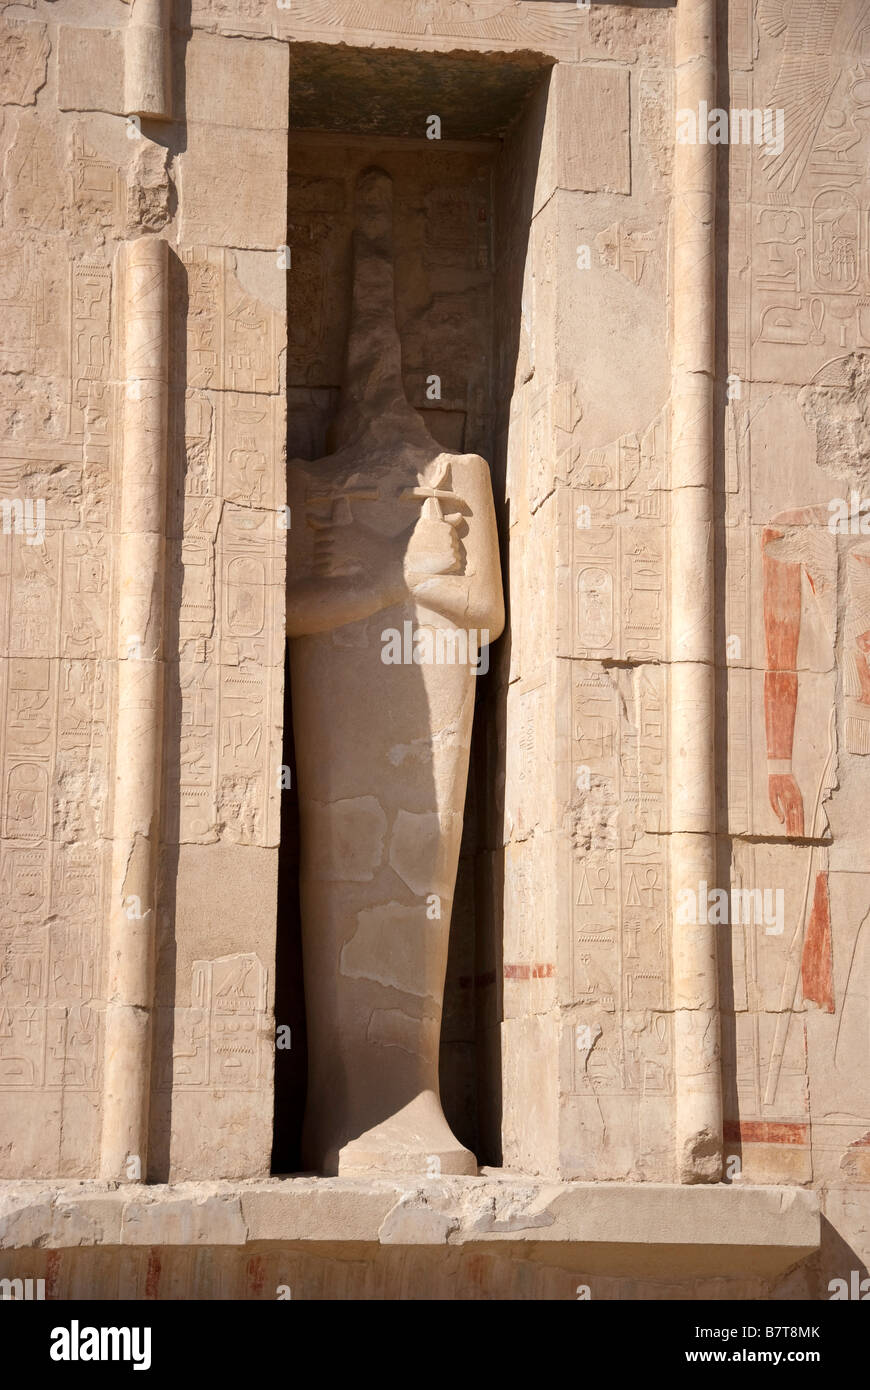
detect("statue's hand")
[287,507,411,636]
[310,508,407,600]
[769,772,805,836]
[404,511,463,583]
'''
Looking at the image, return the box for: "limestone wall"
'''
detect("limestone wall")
[0,3,287,1181]
[721,0,870,1194]
[493,33,675,1183]
[0,0,868,1300]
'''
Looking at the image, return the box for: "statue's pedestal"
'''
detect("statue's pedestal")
[336,1093,477,1178]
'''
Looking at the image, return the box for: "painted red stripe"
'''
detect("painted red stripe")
[801,870,834,1012]
[503,962,555,980]
[723,1120,809,1146]
[145,1249,161,1299]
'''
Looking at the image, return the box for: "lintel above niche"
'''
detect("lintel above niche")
[288,41,553,140]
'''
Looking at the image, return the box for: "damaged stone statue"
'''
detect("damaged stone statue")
[285,167,504,1175]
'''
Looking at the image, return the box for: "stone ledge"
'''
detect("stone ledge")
[0,1176,819,1279]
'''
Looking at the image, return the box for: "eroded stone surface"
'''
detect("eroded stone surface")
[0,0,867,1303]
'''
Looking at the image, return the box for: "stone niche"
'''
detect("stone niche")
[273,42,555,1173]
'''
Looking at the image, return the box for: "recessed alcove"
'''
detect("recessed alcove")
[272,42,553,1172]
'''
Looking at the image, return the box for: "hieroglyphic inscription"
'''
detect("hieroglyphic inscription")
[158,954,269,1091]
[170,248,283,848]
[558,407,669,663]
[751,4,870,378]
[0,247,115,1116]
[570,663,672,1099]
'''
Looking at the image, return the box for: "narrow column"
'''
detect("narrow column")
[125,0,172,121]
[100,238,169,1181]
[669,0,722,1182]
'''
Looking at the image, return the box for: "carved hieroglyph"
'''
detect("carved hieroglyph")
[286,168,504,1175]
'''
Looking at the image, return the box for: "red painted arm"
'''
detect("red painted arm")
[762,526,804,834]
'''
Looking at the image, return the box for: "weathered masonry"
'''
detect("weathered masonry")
[0,0,866,1301]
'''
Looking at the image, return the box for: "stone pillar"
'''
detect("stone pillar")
[100,237,169,1181]
[496,49,674,1180]
[125,0,172,122]
[670,0,722,1183]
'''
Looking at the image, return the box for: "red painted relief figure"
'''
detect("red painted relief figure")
[760,355,870,1116]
